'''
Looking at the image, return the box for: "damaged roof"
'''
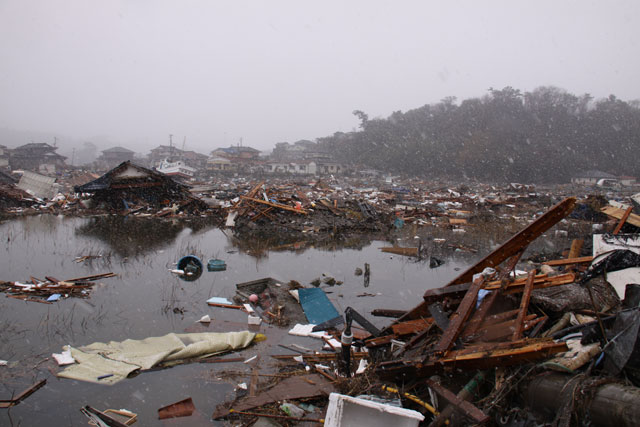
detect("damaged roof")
[74,161,187,193]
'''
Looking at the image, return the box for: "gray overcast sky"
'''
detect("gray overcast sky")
[1,0,638,154]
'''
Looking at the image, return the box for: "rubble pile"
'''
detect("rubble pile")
[209,197,640,426]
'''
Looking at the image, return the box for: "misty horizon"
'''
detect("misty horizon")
[1,1,639,156]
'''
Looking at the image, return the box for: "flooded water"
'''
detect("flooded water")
[0,215,477,426]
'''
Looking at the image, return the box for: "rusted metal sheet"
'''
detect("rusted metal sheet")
[425,379,490,424]
[435,275,486,354]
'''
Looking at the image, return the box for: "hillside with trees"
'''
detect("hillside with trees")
[317,86,640,183]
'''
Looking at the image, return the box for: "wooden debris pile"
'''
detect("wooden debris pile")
[357,198,596,423]
[0,272,116,303]
[228,181,394,234]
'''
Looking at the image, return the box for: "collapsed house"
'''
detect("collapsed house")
[74,161,207,213]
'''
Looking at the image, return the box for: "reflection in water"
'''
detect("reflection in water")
[228,230,383,259]
[75,216,217,258]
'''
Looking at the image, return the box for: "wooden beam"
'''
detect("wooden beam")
[240,196,308,214]
[446,197,576,287]
[464,251,525,336]
[380,247,419,257]
[613,206,633,235]
[435,275,486,354]
[376,339,568,379]
[425,379,490,424]
[512,271,536,340]
[382,199,575,332]
[567,239,584,259]
[602,205,640,228]
[542,256,593,266]
[391,318,433,336]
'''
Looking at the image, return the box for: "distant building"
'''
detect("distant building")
[75,161,193,210]
[571,170,617,185]
[264,160,344,176]
[206,156,236,172]
[9,143,66,174]
[97,146,135,170]
[266,161,317,175]
[210,146,261,161]
[148,145,208,171]
[618,176,637,186]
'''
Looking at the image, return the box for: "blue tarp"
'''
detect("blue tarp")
[298,288,340,325]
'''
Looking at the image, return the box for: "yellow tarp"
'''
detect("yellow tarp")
[58,331,256,385]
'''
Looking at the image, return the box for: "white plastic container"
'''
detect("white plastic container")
[324,392,424,427]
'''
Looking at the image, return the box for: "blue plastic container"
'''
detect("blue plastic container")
[207,259,227,271]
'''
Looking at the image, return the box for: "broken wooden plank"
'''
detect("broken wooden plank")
[425,379,490,424]
[462,309,520,338]
[391,318,433,336]
[468,314,536,342]
[271,352,368,361]
[462,290,499,337]
[0,379,46,408]
[613,206,634,235]
[423,282,472,306]
[435,275,486,354]
[542,256,593,266]
[371,309,406,318]
[601,205,640,228]
[377,339,568,379]
[240,196,308,214]
[447,197,576,287]
[213,374,334,419]
[381,199,576,334]
[380,247,419,257]
[512,271,536,340]
[567,239,584,259]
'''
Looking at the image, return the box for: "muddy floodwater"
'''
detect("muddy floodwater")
[0,215,521,425]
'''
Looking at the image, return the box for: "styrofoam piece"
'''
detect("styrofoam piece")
[52,348,75,366]
[323,338,342,350]
[324,392,424,427]
[206,297,234,306]
[355,359,368,375]
[288,323,329,339]
[248,315,262,325]
[198,315,211,323]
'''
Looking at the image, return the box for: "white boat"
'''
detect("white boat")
[157,160,196,178]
